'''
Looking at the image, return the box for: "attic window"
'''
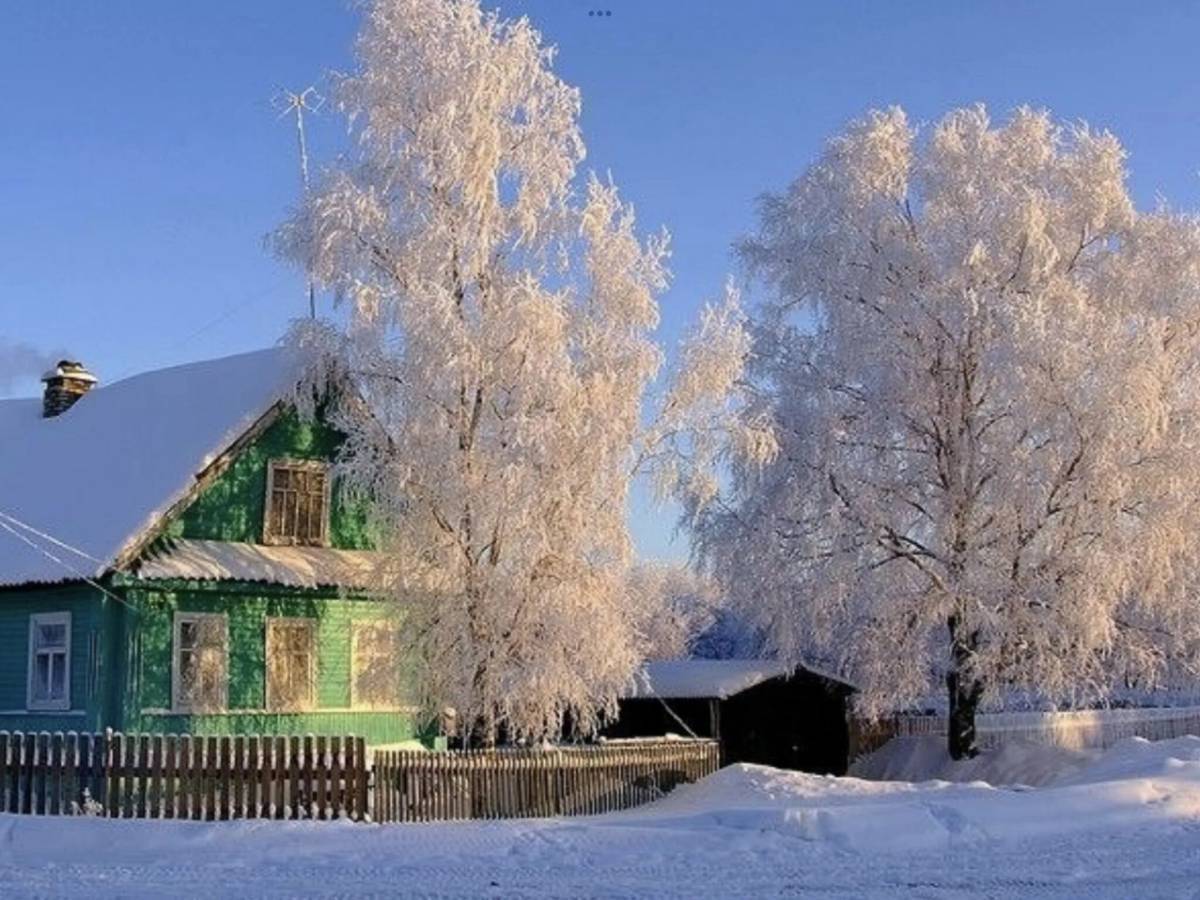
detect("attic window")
[264,459,330,547]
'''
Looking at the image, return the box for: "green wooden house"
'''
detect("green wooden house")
[0,349,430,747]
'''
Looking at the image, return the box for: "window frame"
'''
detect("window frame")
[172,612,229,714]
[265,616,317,712]
[350,620,403,710]
[27,611,71,712]
[262,457,332,548]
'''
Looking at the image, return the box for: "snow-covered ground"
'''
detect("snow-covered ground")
[3,736,1200,898]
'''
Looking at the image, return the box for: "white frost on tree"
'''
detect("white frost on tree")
[275,0,753,743]
[693,105,1200,758]
[626,561,721,661]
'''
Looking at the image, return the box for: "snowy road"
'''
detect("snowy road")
[4,737,1200,898]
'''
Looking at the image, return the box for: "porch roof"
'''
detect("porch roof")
[134,538,382,591]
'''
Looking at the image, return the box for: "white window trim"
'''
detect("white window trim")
[262,457,332,547]
[27,611,71,712]
[172,612,229,713]
[265,616,317,712]
[350,620,402,710]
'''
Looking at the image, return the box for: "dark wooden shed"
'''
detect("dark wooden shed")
[603,659,855,775]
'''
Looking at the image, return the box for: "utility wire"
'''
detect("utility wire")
[0,509,107,566]
[0,513,138,613]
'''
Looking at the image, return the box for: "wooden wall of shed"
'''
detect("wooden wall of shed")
[604,671,853,775]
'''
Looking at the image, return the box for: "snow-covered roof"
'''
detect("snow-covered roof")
[628,660,792,700]
[0,348,300,587]
[626,659,854,700]
[135,539,380,591]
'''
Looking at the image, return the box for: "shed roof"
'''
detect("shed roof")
[135,539,381,591]
[626,658,855,700]
[627,659,790,700]
[0,348,300,587]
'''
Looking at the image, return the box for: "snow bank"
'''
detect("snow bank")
[849,736,1096,786]
[632,736,1200,852]
[3,737,1200,897]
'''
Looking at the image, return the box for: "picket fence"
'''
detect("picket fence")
[0,731,718,824]
[373,739,720,823]
[0,730,368,820]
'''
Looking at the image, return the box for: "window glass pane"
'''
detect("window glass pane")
[268,621,313,710]
[267,462,328,546]
[34,655,50,700]
[50,655,66,699]
[37,623,66,649]
[177,616,225,710]
[354,624,400,708]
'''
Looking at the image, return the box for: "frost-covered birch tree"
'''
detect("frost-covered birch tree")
[693,106,1200,758]
[625,562,721,661]
[275,0,753,743]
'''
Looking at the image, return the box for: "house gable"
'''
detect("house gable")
[156,406,375,553]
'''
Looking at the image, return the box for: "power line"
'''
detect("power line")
[0,509,107,566]
[106,283,281,384]
[0,511,138,613]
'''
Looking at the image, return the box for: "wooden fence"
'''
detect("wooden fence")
[373,739,720,823]
[892,705,1200,751]
[0,730,368,820]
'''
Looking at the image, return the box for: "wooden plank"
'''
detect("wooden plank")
[245,736,258,819]
[333,735,343,819]
[314,735,327,820]
[218,736,231,821]
[288,736,301,819]
[163,735,177,820]
[277,735,290,819]
[0,732,10,814]
[122,733,138,819]
[355,737,368,823]
[31,732,46,815]
[185,735,201,821]
[64,732,80,815]
[234,735,245,819]
[184,735,201,820]
[304,735,317,820]
[205,736,218,821]
[105,731,121,818]
[148,734,163,820]
[136,734,150,818]
[91,731,107,817]
[49,732,64,816]
[373,746,385,824]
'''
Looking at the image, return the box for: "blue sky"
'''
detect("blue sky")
[4,1,1200,558]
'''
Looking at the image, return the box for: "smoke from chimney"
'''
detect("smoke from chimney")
[0,338,69,397]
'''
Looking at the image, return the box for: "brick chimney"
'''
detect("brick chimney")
[41,360,97,418]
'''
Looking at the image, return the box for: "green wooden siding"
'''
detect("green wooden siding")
[0,405,431,746]
[161,408,375,550]
[0,583,121,733]
[120,583,425,746]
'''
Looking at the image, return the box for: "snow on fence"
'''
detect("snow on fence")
[892,706,1200,751]
[0,730,369,821]
[373,739,720,823]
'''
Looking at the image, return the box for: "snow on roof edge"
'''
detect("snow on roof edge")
[626,658,855,700]
[0,347,302,588]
